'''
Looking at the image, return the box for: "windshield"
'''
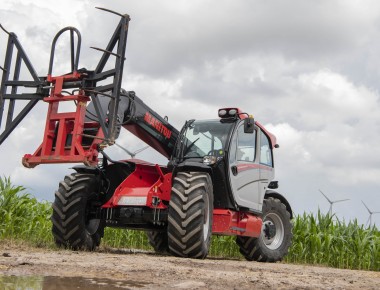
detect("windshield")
[181,120,234,158]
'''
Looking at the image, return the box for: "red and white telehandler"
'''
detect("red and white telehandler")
[0,8,292,261]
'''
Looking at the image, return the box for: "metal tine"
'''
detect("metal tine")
[0,24,10,35]
[95,7,130,19]
[0,24,10,73]
[92,7,129,61]
[90,46,124,59]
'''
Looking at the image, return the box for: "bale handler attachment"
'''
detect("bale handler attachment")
[0,7,131,167]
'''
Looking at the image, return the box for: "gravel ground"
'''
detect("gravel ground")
[0,244,379,289]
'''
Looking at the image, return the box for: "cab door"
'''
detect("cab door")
[259,130,275,194]
[228,123,262,212]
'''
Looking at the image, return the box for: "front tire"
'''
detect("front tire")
[167,172,213,259]
[236,197,292,262]
[51,172,105,250]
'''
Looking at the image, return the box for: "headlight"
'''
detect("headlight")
[203,155,217,165]
[218,109,227,117]
[229,109,237,115]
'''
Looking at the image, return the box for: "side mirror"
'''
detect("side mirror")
[244,118,254,133]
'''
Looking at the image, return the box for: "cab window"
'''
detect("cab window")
[260,131,273,167]
[236,125,256,162]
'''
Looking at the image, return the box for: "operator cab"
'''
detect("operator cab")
[172,108,278,214]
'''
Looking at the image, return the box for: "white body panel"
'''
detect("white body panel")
[228,122,275,212]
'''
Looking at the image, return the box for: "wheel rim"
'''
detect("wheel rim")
[261,212,284,250]
[203,191,210,241]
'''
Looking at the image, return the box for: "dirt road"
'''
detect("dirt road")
[0,244,379,289]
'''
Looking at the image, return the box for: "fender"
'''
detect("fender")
[265,189,293,219]
[172,160,213,177]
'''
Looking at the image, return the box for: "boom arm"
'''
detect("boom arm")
[120,91,179,159]
[86,90,179,160]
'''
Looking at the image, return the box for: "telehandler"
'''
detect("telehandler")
[0,7,292,261]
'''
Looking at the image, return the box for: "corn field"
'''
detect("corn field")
[0,177,53,247]
[285,212,379,271]
[0,177,379,271]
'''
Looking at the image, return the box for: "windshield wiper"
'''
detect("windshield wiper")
[178,119,195,161]
[183,137,199,157]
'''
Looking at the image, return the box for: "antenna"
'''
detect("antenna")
[362,200,380,227]
[319,189,350,216]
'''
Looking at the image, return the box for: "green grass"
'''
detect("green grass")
[0,176,378,271]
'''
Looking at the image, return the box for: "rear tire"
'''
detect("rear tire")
[146,231,169,253]
[167,172,213,259]
[51,172,105,250]
[236,197,292,262]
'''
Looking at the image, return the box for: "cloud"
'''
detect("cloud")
[1,0,380,226]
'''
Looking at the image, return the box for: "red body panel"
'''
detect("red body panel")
[102,160,172,209]
[102,159,263,238]
[212,209,262,238]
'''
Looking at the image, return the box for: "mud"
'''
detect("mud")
[0,244,379,289]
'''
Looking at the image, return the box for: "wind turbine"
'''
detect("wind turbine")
[319,189,350,216]
[115,143,149,158]
[362,200,380,227]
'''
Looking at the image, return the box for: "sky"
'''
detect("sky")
[0,0,379,227]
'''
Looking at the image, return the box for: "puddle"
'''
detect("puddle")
[0,275,149,289]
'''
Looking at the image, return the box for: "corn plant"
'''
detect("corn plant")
[284,210,379,271]
[103,228,151,250]
[1,177,378,271]
[0,176,53,245]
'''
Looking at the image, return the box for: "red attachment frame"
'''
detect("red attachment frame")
[212,209,263,237]
[22,73,103,168]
